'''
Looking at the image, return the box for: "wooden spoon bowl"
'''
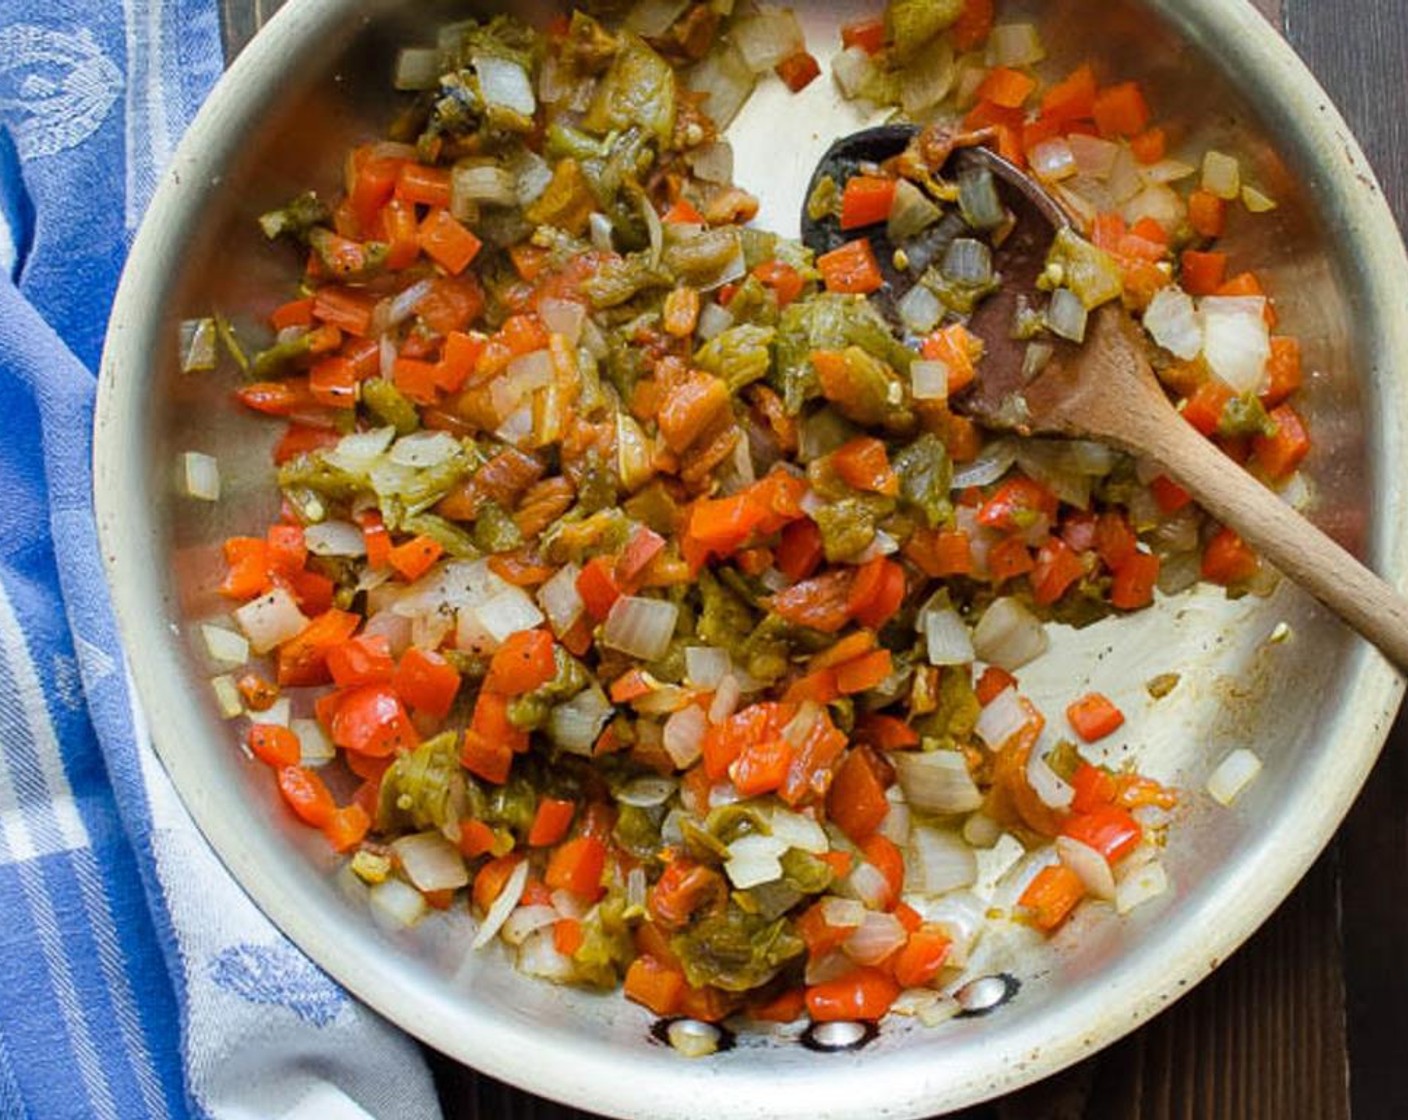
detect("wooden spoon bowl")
[802,130,1408,670]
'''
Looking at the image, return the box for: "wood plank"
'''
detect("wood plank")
[1283,2,1408,1113]
[1283,0,1408,1112]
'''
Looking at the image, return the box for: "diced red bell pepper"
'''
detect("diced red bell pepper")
[326,633,396,688]
[485,629,557,696]
[544,836,608,900]
[329,684,419,757]
[392,647,462,719]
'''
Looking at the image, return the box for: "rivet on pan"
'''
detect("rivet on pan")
[801,1019,878,1052]
[954,973,1020,1016]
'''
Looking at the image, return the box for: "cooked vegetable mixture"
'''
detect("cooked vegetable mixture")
[193,0,1302,1039]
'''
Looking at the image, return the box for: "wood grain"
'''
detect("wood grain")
[1282,5,1408,1117]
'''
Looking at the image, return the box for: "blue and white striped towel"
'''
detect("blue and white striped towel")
[0,4,441,1117]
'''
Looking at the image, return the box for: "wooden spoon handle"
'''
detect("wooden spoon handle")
[1144,413,1408,670]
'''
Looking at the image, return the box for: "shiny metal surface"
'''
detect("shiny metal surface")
[95,0,1408,1116]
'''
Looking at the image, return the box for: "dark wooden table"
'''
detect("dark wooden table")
[222,2,1408,1116]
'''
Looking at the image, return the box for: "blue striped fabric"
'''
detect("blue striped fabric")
[0,4,440,1118]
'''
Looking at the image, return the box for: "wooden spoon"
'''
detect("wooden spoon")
[802,127,1408,670]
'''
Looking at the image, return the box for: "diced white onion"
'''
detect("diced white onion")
[181,452,221,501]
[494,350,553,416]
[547,686,614,756]
[539,298,586,346]
[1242,185,1278,213]
[258,697,291,728]
[781,700,823,750]
[971,834,1026,902]
[906,825,977,894]
[962,812,1002,849]
[362,608,412,656]
[292,718,335,766]
[910,359,950,402]
[725,833,788,889]
[602,596,679,661]
[1121,183,1186,235]
[844,911,909,966]
[1106,147,1144,205]
[617,776,678,808]
[663,704,708,769]
[474,55,535,116]
[537,562,585,637]
[952,440,1018,488]
[473,587,545,646]
[394,47,440,91]
[974,686,1029,750]
[210,674,243,719]
[897,283,943,334]
[877,788,911,846]
[695,297,732,342]
[369,877,428,930]
[1045,288,1088,342]
[685,646,732,689]
[709,673,742,724]
[1200,296,1270,393]
[888,179,941,243]
[1056,835,1116,901]
[766,807,829,854]
[942,238,993,285]
[389,430,460,469]
[688,44,756,130]
[851,529,899,564]
[805,948,854,985]
[589,211,615,252]
[893,750,984,815]
[901,37,955,114]
[821,896,866,930]
[1068,133,1120,180]
[1143,286,1202,359]
[234,588,309,655]
[1027,750,1075,810]
[986,23,1045,67]
[848,860,893,909]
[517,927,574,980]
[633,681,693,716]
[731,7,805,72]
[326,427,395,473]
[830,45,874,101]
[201,623,249,666]
[1201,150,1241,200]
[382,279,436,335]
[1139,158,1197,184]
[508,148,552,208]
[392,832,468,893]
[924,608,975,667]
[689,141,734,184]
[1207,747,1262,806]
[304,520,367,557]
[501,904,560,947]
[625,0,690,34]
[453,162,517,207]
[1029,138,1077,183]
[1114,858,1168,915]
[473,858,530,949]
[973,597,1049,671]
[180,317,218,372]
